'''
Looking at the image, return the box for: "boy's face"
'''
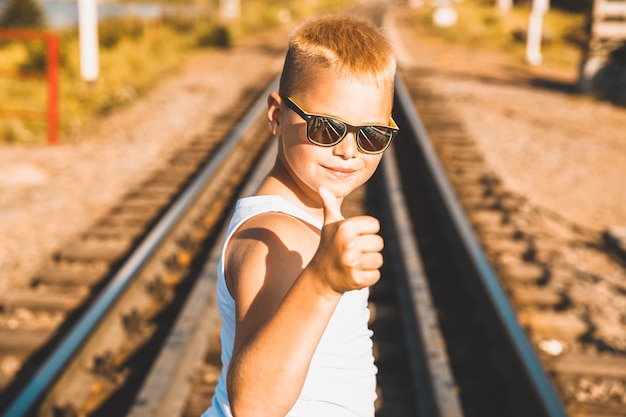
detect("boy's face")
[269,70,394,203]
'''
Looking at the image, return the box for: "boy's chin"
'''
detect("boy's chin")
[316,183,355,199]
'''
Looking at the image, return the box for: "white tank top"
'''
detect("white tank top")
[203,195,377,417]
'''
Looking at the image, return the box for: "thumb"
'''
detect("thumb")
[318,186,344,225]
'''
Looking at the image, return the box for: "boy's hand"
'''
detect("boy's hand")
[313,186,384,295]
[319,185,345,223]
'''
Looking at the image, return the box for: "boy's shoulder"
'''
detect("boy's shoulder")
[233,210,320,250]
[226,211,320,292]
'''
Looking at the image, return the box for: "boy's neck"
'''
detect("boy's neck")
[256,162,341,222]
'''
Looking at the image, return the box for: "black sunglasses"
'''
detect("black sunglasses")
[281,95,399,154]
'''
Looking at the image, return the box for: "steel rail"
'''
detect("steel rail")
[126,140,278,417]
[0,76,280,417]
[380,141,464,417]
[393,74,568,417]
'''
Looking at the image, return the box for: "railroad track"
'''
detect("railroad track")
[2,7,626,416]
[0,75,278,417]
[399,61,626,417]
[126,66,626,417]
[125,73,574,417]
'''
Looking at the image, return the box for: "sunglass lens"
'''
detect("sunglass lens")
[308,116,346,145]
[358,126,392,153]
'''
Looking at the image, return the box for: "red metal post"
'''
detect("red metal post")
[47,34,59,146]
[0,29,60,145]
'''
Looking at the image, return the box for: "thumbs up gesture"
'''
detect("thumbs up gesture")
[309,186,384,295]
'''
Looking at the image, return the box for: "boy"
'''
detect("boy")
[203,14,398,417]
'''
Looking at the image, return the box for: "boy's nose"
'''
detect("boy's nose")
[332,132,359,159]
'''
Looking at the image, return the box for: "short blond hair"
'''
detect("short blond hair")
[278,15,396,96]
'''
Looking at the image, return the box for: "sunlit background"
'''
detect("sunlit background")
[0,0,354,144]
[0,0,624,145]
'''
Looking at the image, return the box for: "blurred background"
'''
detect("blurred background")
[0,0,350,144]
[0,0,624,145]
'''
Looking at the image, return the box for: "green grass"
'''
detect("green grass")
[0,0,355,144]
[407,1,586,68]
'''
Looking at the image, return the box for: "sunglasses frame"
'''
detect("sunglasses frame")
[281,95,399,155]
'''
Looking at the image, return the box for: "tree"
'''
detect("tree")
[0,0,47,29]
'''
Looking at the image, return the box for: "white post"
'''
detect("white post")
[78,0,99,82]
[220,0,240,20]
[432,1,458,28]
[525,0,549,66]
[496,0,513,13]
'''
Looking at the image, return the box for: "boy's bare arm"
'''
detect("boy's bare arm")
[226,189,383,416]
[225,212,336,416]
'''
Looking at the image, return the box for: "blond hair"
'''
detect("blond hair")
[278,15,396,96]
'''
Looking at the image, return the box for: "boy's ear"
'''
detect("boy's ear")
[267,92,282,137]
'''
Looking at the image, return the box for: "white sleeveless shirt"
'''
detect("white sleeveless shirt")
[203,195,377,417]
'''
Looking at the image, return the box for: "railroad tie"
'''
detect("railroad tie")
[0,287,88,312]
[0,328,55,353]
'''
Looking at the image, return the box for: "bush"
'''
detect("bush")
[99,18,145,49]
[512,0,591,12]
[162,16,196,34]
[551,0,592,13]
[0,0,46,29]
[1,125,18,143]
[197,25,231,49]
[19,42,47,72]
